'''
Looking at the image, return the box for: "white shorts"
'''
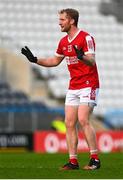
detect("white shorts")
[65,87,99,107]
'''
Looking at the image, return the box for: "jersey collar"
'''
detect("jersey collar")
[68,29,81,43]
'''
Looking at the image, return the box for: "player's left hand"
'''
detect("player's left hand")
[73,45,84,60]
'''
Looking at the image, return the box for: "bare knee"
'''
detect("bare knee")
[78,118,90,129]
[65,119,76,129]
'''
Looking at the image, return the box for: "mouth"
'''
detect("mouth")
[60,25,64,28]
[61,26,64,30]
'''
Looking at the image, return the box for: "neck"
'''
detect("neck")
[67,26,79,40]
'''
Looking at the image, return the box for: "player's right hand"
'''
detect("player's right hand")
[73,45,84,60]
[21,46,37,63]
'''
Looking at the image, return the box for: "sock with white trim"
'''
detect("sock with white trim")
[69,154,78,165]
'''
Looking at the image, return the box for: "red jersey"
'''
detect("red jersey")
[55,30,99,90]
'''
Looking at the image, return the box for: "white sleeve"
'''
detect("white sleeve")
[84,35,95,55]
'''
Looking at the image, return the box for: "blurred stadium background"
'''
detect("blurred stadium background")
[0,0,123,153]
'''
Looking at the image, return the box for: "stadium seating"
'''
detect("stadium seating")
[0,81,64,132]
[104,109,123,129]
[0,0,123,124]
[99,0,123,23]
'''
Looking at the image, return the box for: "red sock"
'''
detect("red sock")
[90,153,99,160]
[90,149,99,160]
[69,158,78,165]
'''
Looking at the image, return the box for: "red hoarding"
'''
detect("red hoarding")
[34,131,123,153]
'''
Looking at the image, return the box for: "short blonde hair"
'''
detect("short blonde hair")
[59,8,79,27]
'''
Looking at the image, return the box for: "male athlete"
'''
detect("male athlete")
[21,8,101,170]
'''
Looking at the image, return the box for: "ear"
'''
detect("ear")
[70,18,75,25]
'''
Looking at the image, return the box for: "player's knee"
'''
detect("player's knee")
[78,118,90,128]
[65,120,76,129]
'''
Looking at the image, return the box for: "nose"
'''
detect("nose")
[59,21,61,26]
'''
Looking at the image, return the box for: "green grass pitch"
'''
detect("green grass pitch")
[0,152,123,179]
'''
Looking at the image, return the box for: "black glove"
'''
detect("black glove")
[73,45,84,60]
[21,46,37,63]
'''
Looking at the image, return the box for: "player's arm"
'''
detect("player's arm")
[73,45,95,66]
[37,56,63,67]
[21,46,64,67]
[82,53,95,66]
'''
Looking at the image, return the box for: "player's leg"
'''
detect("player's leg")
[60,105,79,170]
[78,87,100,170]
[78,104,100,170]
[65,105,78,158]
[60,90,79,170]
[78,104,97,150]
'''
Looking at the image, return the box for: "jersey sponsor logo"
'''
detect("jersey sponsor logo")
[66,56,78,65]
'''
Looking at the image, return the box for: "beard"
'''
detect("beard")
[60,25,71,33]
